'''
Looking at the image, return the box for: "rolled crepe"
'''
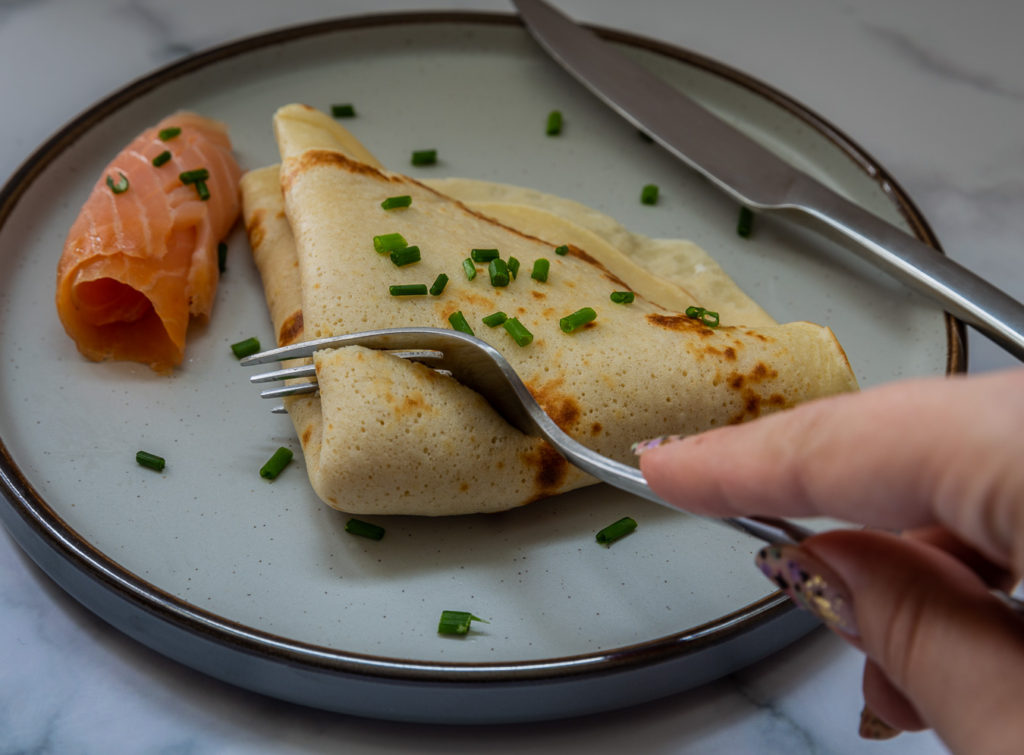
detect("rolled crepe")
[240,104,857,516]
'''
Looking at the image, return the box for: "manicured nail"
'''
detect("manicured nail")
[755,544,859,637]
[631,435,682,455]
[859,705,901,740]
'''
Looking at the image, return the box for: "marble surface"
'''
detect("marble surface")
[2,0,1022,752]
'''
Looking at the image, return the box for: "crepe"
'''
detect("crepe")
[240,104,857,516]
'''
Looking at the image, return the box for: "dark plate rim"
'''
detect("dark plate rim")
[0,11,966,685]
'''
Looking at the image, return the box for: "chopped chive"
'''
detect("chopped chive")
[448,310,474,335]
[737,206,754,238]
[482,311,508,327]
[179,168,210,184]
[596,516,637,545]
[507,256,520,279]
[135,450,165,472]
[531,258,550,282]
[429,273,449,296]
[411,149,437,166]
[158,127,181,141]
[194,180,210,201]
[345,518,385,540]
[488,258,510,287]
[390,284,429,296]
[560,307,597,333]
[685,306,720,328]
[231,336,260,358]
[373,232,408,253]
[640,184,659,205]
[503,317,533,347]
[546,109,563,136]
[381,194,412,210]
[470,248,499,263]
[610,291,635,304]
[217,241,227,272]
[331,103,356,118]
[554,244,569,256]
[260,447,293,480]
[462,257,477,280]
[389,245,421,267]
[152,150,172,167]
[106,172,129,194]
[437,610,488,635]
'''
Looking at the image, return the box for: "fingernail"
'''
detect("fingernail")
[631,435,682,455]
[859,705,901,740]
[755,544,859,637]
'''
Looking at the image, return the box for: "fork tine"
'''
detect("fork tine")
[240,329,449,366]
[250,363,316,384]
[260,383,318,400]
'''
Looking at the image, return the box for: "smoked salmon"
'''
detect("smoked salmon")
[56,111,241,372]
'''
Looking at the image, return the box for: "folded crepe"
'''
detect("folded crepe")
[240,104,857,516]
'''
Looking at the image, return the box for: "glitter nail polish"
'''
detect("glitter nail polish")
[755,544,859,637]
[859,705,901,740]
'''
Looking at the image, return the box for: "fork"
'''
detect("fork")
[241,326,817,546]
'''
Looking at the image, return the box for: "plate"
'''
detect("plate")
[0,13,962,724]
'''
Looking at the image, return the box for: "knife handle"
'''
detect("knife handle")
[786,176,1024,361]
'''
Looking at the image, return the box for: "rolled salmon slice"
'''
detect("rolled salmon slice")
[56,111,241,372]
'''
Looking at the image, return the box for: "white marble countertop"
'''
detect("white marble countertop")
[3,0,1022,752]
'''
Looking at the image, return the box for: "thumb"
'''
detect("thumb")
[758,529,1024,754]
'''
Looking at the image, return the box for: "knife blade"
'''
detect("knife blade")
[513,0,1024,361]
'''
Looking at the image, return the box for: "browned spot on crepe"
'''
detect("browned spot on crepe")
[277,310,304,346]
[245,208,266,249]
[528,377,581,433]
[520,441,570,498]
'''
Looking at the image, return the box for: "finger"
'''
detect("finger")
[760,529,1024,752]
[906,525,1018,594]
[861,659,922,735]
[638,369,1024,572]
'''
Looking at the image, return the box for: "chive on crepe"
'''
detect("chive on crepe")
[559,307,597,333]
[448,310,474,335]
[374,232,408,254]
[429,273,449,296]
[502,317,533,346]
[685,306,720,328]
[389,284,429,296]
[389,245,421,267]
[482,311,508,327]
[381,194,412,210]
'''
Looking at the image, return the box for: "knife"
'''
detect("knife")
[513,0,1024,361]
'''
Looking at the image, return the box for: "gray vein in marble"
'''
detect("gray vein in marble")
[863,22,1024,101]
[119,0,196,61]
[731,674,821,754]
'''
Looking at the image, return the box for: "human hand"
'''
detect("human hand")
[636,369,1024,754]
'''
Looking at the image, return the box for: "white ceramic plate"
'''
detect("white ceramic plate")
[0,13,962,724]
